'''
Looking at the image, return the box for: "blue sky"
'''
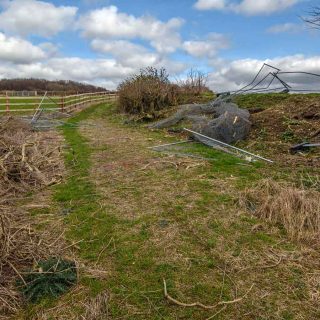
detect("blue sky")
[0,0,320,91]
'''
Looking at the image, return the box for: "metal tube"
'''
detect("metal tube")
[148,140,193,149]
[31,91,47,123]
[184,128,274,163]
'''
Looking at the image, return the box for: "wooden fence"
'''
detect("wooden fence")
[0,91,118,113]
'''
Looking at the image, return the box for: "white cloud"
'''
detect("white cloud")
[0,32,46,63]
[90,39,187,74]
[78,5,184,53]
[208,55,320,92]
[267,22,305,34]
[0,54,187,89]
[91,39,160,67]
[183,33,230,58]
[0,0,77,37]
[194,0,226,10]
[194,0,299,15]
[0,58,133,88]
[234,0,298,15]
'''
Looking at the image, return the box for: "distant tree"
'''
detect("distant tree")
[303,6,320,28]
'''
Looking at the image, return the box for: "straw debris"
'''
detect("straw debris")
[0,117,65,317]
[243,179,320,243]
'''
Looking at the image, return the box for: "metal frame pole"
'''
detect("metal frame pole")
[184,128,273,163]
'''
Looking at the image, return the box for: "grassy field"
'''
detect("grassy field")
[15,100,319,320]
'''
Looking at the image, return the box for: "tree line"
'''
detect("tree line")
[0,79,108,93]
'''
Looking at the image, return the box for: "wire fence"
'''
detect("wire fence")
[0,91,118,113]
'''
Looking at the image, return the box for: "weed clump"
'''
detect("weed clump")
[17,258,77,303]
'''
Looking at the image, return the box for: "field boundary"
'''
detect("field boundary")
[0,91,118,113]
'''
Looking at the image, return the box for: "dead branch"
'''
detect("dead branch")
[0,117,65,316]
[163,279,254,310]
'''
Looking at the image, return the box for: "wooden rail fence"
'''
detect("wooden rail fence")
[0,91,117,113]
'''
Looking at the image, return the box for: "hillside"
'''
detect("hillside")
[235,93,320,167]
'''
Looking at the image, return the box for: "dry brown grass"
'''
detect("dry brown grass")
[28,287,109,320]
[0,117,64,202]
[81,291,109,320]
[0,117,66,317]
[244,179,320,243]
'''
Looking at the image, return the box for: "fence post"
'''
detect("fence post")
[76,92,79,109]
[5,91,9,113]
[61,93,65,112]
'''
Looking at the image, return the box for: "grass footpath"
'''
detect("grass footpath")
[24,102,320,319]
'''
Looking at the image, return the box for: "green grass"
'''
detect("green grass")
[234,92,320,110]
[20,102,318,319]
[52,103,249,318]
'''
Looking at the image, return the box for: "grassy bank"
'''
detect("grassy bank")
[234,92,320,110]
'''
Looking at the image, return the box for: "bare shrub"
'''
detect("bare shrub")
[117,67,178,118]
[243,179,320,243]
[175,69,214,104]
[178,69,209,95]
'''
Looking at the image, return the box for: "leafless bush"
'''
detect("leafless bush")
[117,67,214,119]
[177,69,209,96]
[243,179,320,243]
[117,67,179,118]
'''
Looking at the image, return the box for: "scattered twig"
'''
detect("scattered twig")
[260,256,282,269]
[8,261,27,286]
[163,279,254,310]
[62,239,84,251]
[141,160,178,170]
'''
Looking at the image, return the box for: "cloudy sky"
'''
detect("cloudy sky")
[0,0,320,91]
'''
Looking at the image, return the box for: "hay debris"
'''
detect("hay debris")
[81,291,109,320]
[243,179,320,243]
[0,117,65,317]
[0,118,63,203]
